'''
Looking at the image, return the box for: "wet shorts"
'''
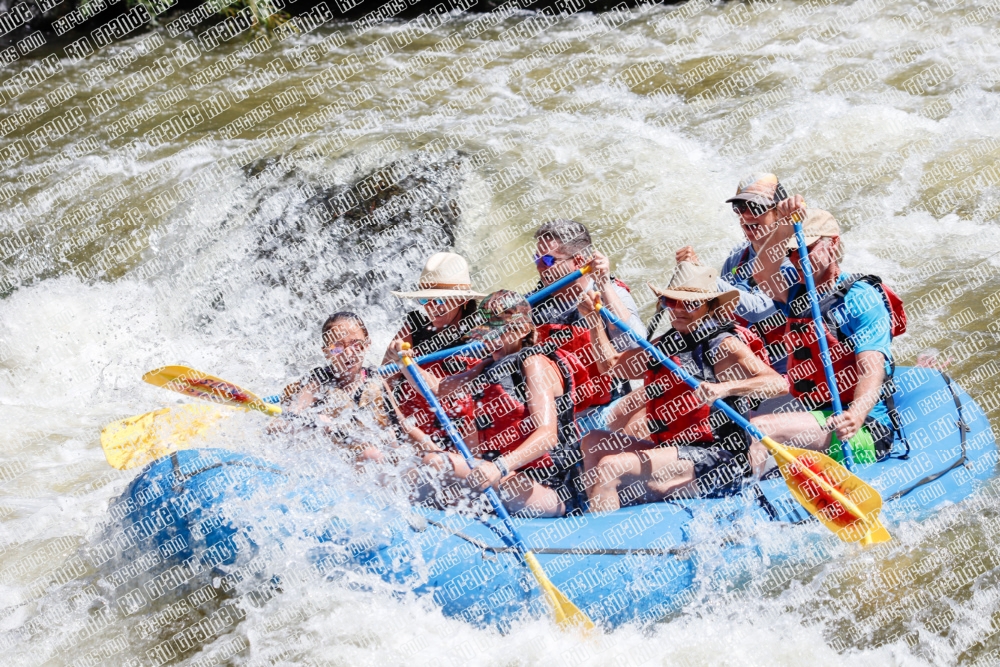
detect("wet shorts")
[674,445,747,498]
[809,411,894,466]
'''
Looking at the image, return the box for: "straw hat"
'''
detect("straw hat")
[784,208,841,250]
[647,262,739,312]
[391,252,487,300]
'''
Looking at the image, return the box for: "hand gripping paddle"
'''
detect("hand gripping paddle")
[596,304,890,545]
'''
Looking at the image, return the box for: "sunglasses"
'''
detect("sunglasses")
[534,253,569,268]
[324,339,369,355]
[658,296,704,312]
[417,298,449,306]
[733,200,774,218]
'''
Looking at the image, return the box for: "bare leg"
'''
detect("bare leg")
[579,429,655,499]
[499,474,565,518]
[587,447,697,512]
[602,393,649,437]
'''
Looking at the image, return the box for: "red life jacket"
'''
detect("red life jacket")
[530,275,633,410]
[644,324,765,447]
[730,246,792,366]
[534,321,613,411]
[391,305,480,441]
[783,274,904,410]
[471,344,586,470]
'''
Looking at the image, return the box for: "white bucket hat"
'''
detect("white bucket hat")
[391,252,487,300]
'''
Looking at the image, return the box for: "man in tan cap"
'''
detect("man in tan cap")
[383,252,486,451]
[676,173,798,373]
[578,261,787,510]
[749,199,899,468]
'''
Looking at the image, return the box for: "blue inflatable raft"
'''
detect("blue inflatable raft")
[114,367,997,629]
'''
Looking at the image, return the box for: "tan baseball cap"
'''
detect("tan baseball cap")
[647,262,739,312]
[726,173,787,207]
[785,208,841,250]
[391,252,487,299]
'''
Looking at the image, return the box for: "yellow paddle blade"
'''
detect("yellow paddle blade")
[524,551,595,632]
[762,436,890,545]
[143,365,281,416]
[100,404,229,470]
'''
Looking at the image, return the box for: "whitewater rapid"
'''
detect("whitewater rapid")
[3,0,1000,663]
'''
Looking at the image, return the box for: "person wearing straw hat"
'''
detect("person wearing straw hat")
[676,173,799,373]
[578,262,787,511]
[748,201,899,466]
[384,252,487,454]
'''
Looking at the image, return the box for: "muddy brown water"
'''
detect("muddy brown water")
[2,0,1000,664]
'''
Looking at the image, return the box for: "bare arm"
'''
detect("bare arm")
[751,195,805,305]
[695,337,788,406]
[380,377,438,452]
[266,381,317,434]
[499,355,563,471]
[578,293,621,374]
[382,330,413,366]
[589,250,635,325]
[827,350,886,441]
[610,346,653,382]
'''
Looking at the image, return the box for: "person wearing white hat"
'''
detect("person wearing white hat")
[749,200,901,467]
[383,252,487,453]
[578,262,788,512]
[676,173,799,373]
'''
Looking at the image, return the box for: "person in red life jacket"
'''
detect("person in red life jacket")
[529,218,645,429]
[382,252,486,453]
[271,312,406,464]
[676,174,799,374]
[749,203,900,465]
[400,290,616,517]
[579,263,788,512]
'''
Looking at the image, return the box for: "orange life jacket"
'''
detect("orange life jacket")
[530,276,633,410]
[534,321,613,411]
[391,305,479,441]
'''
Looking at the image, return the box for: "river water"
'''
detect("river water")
[3,0,1000,664]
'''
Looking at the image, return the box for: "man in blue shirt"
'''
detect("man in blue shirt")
[677,174,798,372]
[748,202,895,466]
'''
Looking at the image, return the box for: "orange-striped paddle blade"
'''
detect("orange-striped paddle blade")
[142,366,281,416]
[763,436,890,545]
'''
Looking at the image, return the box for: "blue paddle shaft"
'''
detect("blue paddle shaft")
[378,269,586,376]
[794,222,854,470]
[597,307,768,443]
[526,267,587,307]
[401,356,529,556]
